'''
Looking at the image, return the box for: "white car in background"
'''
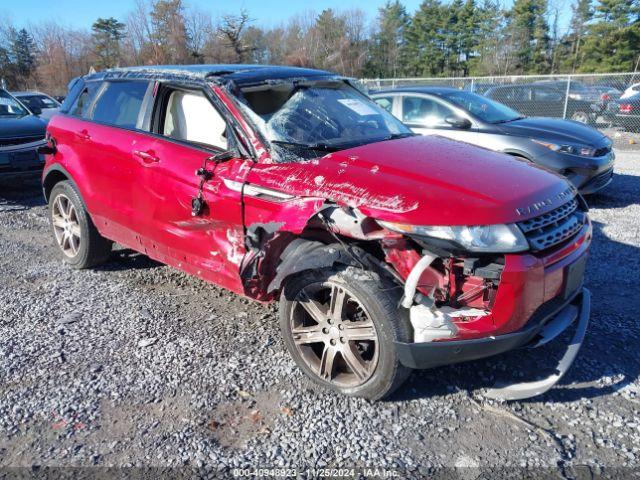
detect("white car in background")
[621,82,640,99]
[11,91,61,121]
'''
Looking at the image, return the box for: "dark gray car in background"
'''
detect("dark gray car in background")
[371,87,615,194]
[0,88,47,181]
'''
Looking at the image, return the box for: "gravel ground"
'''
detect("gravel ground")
[0,151,639,477]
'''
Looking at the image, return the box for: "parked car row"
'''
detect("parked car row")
[464,79,640,131]
[32,64,594,401]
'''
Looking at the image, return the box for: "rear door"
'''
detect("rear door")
[74,79,152,243]
[128,84,251,292]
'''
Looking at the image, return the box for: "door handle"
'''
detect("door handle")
[76,129,91,141]
[133,149,160,165]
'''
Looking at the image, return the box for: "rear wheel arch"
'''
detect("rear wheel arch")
[43,166,86,207]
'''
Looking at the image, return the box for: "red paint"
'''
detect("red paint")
[44,76,591,343]
[244,135,572,226]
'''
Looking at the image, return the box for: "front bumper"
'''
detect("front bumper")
[561,151,615,195]
[0,143,46,180]
[396,287,590,372]
[578,167,614,194]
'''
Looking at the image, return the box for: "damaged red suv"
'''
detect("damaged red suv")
[41,65,591,400]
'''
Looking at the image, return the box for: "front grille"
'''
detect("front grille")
[518,198,586,252]
[0,136,44,147]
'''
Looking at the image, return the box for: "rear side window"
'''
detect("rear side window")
[91,81,149,129]
[67,81,101,118]
[534,87,562,102]
[510,87,531,101]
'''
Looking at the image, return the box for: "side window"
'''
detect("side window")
[510,87,531,101]
[534,88,562,102]
[161,89,228,150]
[374,96,393,113]
[402,96,455,127]
[91,81,149,129]
[488,88,509,102]
[68,82,100,119]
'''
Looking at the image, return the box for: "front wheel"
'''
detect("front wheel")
[279,266,412,400]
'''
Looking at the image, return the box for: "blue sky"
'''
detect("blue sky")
[2,0,573,36]
[2,0,425,29]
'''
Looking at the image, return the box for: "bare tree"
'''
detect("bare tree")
[217,9,255,62]
[185,7,212,63]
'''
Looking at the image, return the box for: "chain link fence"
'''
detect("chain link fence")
[361,73,640,136]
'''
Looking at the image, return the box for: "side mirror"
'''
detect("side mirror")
[30,105,42,116]
[445,116,472,129]
[213,149,237,163]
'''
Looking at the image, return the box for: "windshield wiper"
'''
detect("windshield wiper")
[384,132,417,140]
[270,140,339,152]
[493,116,525,124]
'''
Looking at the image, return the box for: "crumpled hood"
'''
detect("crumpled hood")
[256,136,574,226]
[499,117,608,147]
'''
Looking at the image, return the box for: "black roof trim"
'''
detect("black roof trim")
[81,64,338,86]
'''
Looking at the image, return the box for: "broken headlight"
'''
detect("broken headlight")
[379,222,528,253]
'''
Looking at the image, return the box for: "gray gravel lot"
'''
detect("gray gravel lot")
[0,151,639,476]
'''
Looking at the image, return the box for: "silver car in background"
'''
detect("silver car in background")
[11,91,61,121]
[371,87,615,194]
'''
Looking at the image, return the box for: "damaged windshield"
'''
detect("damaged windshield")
[238,81,412,157]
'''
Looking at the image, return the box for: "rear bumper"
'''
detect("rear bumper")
[396,287,589,370]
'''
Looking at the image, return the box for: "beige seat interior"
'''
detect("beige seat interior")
[164,90,227,150]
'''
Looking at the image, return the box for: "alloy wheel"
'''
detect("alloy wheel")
[51,194,81,258]
[289,281,379,387]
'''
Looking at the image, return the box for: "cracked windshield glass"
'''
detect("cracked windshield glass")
[238,81,412,158]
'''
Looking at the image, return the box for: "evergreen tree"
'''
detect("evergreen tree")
[10,28,37,84]
[150,0,190,64]
[0,45,16,89]
[578,0,640,72]
[530,0,552,73]
[403,0,447,76]
[364,1,409,77]
[91,17,126,70]
[507,0,550,73]
[470,0,507,75]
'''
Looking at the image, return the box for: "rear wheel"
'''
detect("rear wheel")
[279,266,411,400]
[48,181,112,268]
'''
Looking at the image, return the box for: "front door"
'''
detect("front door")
[400,95,477,144]
[131,86,251,294]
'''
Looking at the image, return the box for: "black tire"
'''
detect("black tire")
[279,265,412,401]
[48,181,112,269]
